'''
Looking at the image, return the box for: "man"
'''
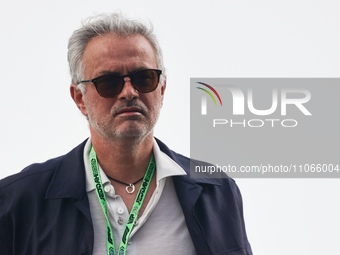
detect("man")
[0,12,252,255]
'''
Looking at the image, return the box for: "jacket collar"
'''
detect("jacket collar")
[44,136,222,200]
[46,139,88,200]
[45,139,92,223]
[46,137,220,201]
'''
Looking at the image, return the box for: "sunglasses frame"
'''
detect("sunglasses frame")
[78,69,162,98]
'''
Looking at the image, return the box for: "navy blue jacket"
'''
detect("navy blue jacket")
[0,138,252,255]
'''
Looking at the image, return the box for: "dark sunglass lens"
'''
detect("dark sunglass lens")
[133,70,159,93]
[96,75,122,98]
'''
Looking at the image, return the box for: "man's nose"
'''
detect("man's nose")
[118,77,139,100]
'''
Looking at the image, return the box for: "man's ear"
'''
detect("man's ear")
[70,84,88,117]
[160,76,166,107]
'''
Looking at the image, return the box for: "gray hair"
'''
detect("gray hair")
[67,12,166,93]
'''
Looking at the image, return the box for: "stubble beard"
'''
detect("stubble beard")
[85,99,161,143]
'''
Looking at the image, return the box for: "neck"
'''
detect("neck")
[90,130,154,183]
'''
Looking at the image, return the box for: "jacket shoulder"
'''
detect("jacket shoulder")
[0,155,63,190]
[0,139,93,255]
[0,139,87,190]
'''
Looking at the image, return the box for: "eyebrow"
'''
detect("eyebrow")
[98,70,120,76]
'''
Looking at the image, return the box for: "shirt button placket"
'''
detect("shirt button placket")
[118,217,124,225]
[117,207,124,215]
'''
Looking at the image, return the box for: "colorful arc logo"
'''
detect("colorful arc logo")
[196,82,223,106]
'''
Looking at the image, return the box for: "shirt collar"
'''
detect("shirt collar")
[84,137,186,192]
[152,138,187,181]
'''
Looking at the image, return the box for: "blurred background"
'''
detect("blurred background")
[0,0,339,254]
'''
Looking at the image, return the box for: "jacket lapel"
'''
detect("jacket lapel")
[172,176,212,254]
[45,139,92,223]
[156,138,221,255]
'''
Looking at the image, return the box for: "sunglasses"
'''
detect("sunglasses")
[78,69,162,98]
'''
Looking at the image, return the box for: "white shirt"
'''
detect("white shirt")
[83,138,196,254]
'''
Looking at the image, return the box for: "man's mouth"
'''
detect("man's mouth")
[116,107,143,116]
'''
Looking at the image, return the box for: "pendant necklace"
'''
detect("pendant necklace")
[107,175,144,194]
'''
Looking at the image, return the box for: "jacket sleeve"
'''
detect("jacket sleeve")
[0,186,13,255]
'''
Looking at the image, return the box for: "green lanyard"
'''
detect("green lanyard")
[89,145,156,255]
